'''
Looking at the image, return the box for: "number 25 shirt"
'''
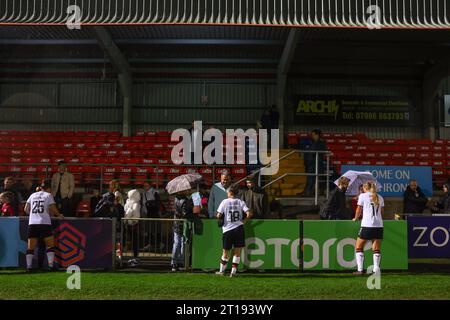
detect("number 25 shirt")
[26,191,55,225]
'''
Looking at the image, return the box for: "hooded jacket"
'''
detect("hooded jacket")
[124,189,141,225]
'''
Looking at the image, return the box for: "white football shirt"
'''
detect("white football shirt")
[357,192,384,228]
[26,191,55,225]
[217,198,249,233]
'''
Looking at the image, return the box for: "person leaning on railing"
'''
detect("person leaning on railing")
[403,179,429,214]
[430,183,450,214]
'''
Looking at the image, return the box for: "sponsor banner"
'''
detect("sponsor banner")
[0,217,20,267]
[341,165,433,197]
[293,95,415,126]
[192,220,300,270]
[192,220,408,270]
[12,218,113,269]
[303,221,408,270]
[407,216,450,259]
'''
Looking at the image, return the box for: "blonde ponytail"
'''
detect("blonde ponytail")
[364,181,379,206]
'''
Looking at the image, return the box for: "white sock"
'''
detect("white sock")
[47,251,55,268]
[26,254,34,269]
[231,256,240,274]
[219,255,228,273]
[356,251,364,272]
[373,251,381,272]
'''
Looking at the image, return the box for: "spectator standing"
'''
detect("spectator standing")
[0,191,16,216]
[51,160,75,217]
[320,177,350,220]
[0,176,23,215]
[20,178,38,202]
[90,190,102,216]
[94,180,117,217]
[300,129,328,197]
[403,180,429,214]
[208,170,232,218]
[240,176,269,219]
[141,182,161,218]
[171,190,194,271]
[191,183,208,218]
[431,183,450,214]
[124,189,141,266]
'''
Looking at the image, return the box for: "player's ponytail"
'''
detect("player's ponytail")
[365,181,379,206]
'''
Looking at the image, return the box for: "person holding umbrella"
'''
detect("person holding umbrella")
[166,173,202,272]
[352,181,385,275]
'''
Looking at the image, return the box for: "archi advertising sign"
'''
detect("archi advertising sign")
[294,95,415,126]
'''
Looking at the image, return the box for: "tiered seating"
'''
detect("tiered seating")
[287,132,449,186]
[0,131,248,187]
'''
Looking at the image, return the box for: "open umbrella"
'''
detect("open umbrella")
[334,170,381,196]
[165,173,204,195]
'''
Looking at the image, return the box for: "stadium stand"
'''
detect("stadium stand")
[287,132,448,188]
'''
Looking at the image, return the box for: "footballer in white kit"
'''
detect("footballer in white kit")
[216,184,252,277]
[24,180,63,272]
[353,181,384,275]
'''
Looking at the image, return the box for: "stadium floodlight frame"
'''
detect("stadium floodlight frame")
[0,0,449,29]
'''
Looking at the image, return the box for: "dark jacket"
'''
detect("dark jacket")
[304,138,328,169]
[435,192,450,214]
[323,187,350,220]
[240,187,269,219]
[403,186,428,214]
[93,192,115,217]
[173,196,194,234]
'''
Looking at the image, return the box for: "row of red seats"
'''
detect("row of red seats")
[0,131,172,137]
[330,152,449,161]
[0,142,248,151]
[0,165,247,176]
[333,159,448,167]
[329,145,450,152]
[0,154,249,164]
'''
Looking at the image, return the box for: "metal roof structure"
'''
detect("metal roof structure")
[1,0,449,29]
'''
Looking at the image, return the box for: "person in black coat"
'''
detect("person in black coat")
[431,183,450,214]
[403,180,429,214]
[301,129,328,197]
[321,177,350,220]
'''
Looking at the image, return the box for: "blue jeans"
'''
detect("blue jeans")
[171,232,184,266]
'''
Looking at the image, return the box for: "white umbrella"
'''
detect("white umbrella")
[165,173,204,195]
[334,170,381,196]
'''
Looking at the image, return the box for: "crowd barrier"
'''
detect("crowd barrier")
[0,217,114,270]
[2,216,449,271]
[192,220,409,271]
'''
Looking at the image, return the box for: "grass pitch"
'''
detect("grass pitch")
[0,271,449,300]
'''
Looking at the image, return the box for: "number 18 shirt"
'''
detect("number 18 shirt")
[26,191,55,225]
[217,198,249,233]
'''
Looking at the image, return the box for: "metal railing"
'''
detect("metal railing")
[120,217,192,271]
[236,150,332,205]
